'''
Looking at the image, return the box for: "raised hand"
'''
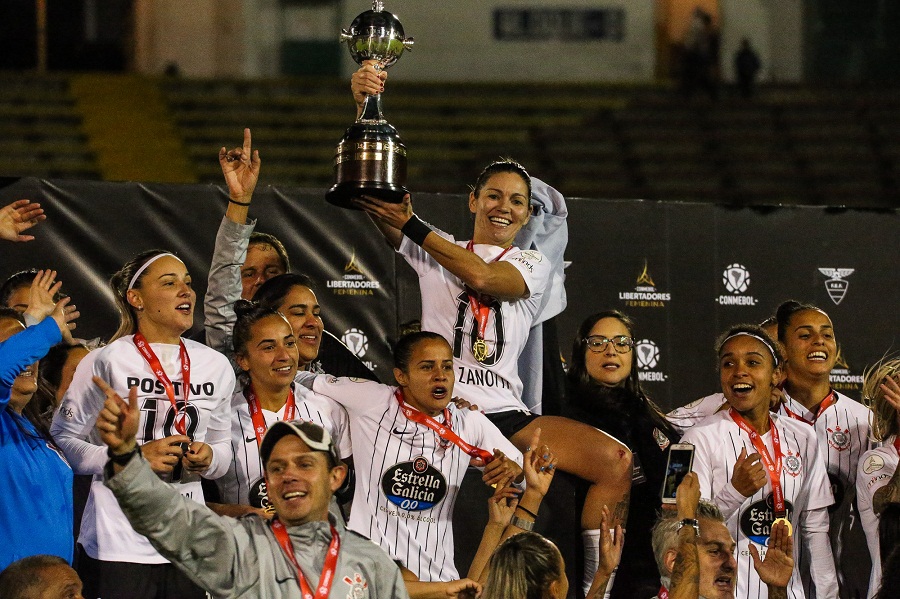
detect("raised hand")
[0,199,46,242]
[94,377,139,455]
[486,476,520,528]
[24,269,61,322]
[751,519,794,588]
[676,471,701,520]
[218,128,261,204]
[352,193,414,230]
[882,374,900,412]
[731,447,767,497]
[522,427,556,498]
[595,505,625,585]
[351,61,387,112]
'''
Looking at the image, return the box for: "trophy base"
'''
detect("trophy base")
[325,181,409,209]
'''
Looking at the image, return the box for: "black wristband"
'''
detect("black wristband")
[228,198,252,206]
[400,214,432,246]
[516,505,539,520]
[107,444,141,466]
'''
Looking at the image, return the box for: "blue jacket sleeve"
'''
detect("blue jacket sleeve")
[0,319,62,411]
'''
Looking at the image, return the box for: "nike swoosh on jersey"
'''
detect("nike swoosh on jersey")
[246,436,256,443]
[392,427,413,435]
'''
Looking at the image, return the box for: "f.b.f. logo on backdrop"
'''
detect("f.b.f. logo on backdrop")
[818,268,854,305]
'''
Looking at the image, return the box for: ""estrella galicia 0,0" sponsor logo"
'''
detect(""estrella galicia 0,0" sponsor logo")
[381,457,448,512]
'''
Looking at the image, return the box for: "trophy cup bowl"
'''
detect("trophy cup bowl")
[325,1,414,209]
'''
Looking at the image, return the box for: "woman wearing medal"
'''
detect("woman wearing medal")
[51,250,235,599]
[295,331,522,593]
[210,299,351,518]
[681,324,837,599]
[351,65,634,594]
[773,301,873,598]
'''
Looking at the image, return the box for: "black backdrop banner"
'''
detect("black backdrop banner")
[1,177,898,411]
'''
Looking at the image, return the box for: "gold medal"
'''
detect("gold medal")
[772,517,792,537]
[472,338,488,362]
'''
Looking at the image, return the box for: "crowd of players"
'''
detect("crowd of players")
[0,65,899,599]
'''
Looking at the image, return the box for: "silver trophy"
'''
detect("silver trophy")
[326,1,414,208]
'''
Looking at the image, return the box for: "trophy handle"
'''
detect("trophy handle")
[403,37,414,51]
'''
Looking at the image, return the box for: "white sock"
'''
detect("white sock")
[582,529,601,596]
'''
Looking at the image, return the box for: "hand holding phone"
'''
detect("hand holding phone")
[661,443,695,504]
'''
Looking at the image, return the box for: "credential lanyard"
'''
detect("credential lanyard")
[394,388,493,463]
[729,408,786,518]
[133,332,190,435]
[782,389,837,425]
[246,384,297,448]
[271,519,340,599]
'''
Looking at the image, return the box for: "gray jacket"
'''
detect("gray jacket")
[105,455,409,599]
[204,216,254,360]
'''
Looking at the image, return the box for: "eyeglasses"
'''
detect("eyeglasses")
[584,335,635,354]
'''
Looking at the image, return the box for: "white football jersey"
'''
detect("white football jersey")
[399,232,551,414]
[305,374,522,582]
[216,382,352,509]
[855,441,897,598]
[777,391,872,597]
[668,392,728,434]
[682,410,834,599]
[51,335,234,563]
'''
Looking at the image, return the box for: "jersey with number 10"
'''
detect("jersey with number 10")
[52,336,234,563]
[399,232,551,414]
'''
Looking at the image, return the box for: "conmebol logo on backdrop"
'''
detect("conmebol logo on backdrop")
[636,339,666,382]
[717,263,758,306]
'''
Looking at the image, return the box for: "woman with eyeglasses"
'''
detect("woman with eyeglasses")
[564,310,680,598]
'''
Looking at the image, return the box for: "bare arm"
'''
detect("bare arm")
[585,505,624,599]
[354,194,528,299]
[669,473,701,599]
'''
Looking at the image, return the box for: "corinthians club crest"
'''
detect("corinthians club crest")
[818,268,854,305]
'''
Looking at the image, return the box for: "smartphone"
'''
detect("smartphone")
[661,443,695,504]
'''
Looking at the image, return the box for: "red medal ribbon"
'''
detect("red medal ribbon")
[658,586,669,599]
[271,519,340,599]
[246,384,297,448]
[133,332,191,435]
[729,408,787,518]
[892,436,900,455]
[464,241,512,346]
[782,389,837,424]
[394,389,494,463]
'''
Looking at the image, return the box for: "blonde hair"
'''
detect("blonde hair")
[864,356,900,442]
[482,532,562,599]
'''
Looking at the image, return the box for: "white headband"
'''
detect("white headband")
[128,253,181,290]
[721,332,779,365]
